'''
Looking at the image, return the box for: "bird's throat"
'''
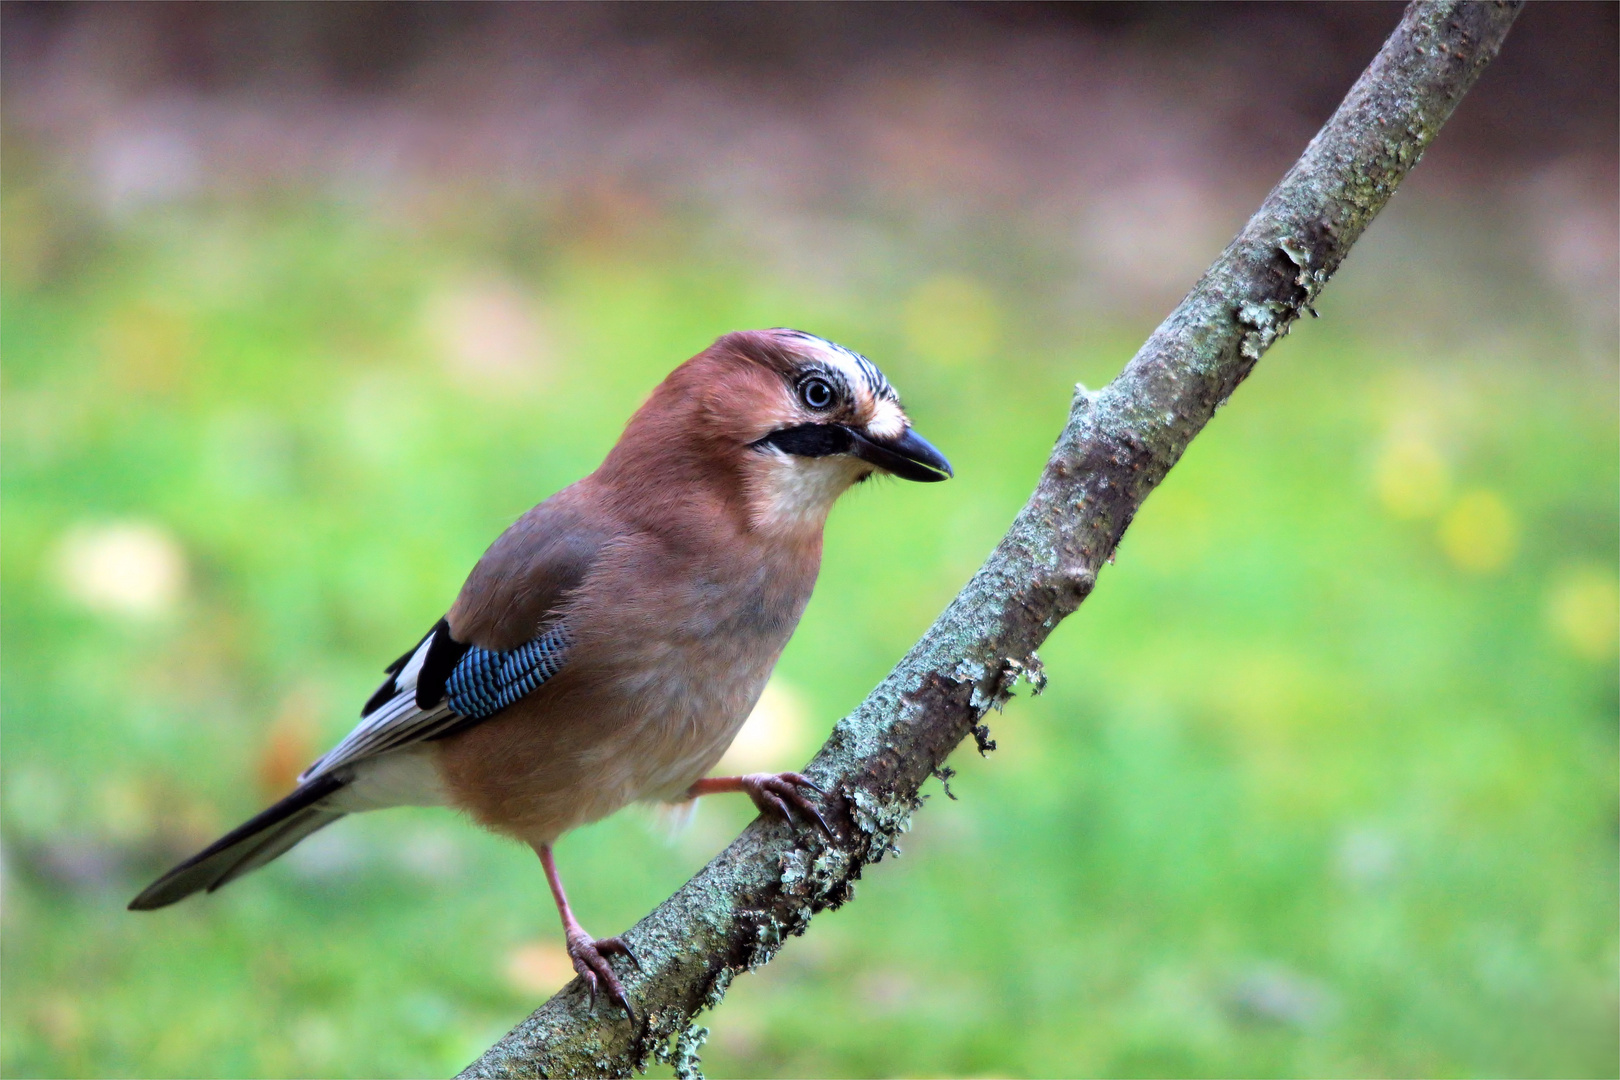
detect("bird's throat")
[743,451,870,535]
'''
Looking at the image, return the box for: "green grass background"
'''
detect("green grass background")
[2,188,1615,1078]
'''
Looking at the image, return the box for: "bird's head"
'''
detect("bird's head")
[605,329,952,536]
[730,328,952,533]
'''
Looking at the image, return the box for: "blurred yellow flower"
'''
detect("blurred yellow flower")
[1545,566,1618,661]
[902,274,1001,366]
[1374,436,1451,519]
[33,995,82,1053]
[52,520,187,618]
[99,302,193,394]
[97,778,158,842]
[1437,490,1519,573]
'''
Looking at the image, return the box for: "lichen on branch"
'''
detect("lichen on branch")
[460,4,1523,1077]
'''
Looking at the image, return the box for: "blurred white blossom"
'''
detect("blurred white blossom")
[52,520,187,618]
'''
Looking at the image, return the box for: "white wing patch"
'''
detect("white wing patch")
[302,620,572,786]
[394,634,432,696]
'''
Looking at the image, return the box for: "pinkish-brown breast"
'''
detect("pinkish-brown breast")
[433,497,821,846]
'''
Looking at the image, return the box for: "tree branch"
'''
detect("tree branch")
[461,3,1522,1076]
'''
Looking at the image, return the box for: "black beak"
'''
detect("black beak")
[847,426,954,482]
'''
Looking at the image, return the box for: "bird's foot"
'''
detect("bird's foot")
[738,772,832,836]
[564,926,640,1019]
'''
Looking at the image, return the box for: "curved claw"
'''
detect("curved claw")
[579,966,600,1008]
[745,772,834,837]
[597,935,642,971]
[780,771,825,796]
[759,789,792,819]
[565,930,638,1021]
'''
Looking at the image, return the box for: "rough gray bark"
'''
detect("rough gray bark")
[461,3,1522,1077]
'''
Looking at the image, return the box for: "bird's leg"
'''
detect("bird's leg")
[686,772,831,836]
[534,843,639,1019]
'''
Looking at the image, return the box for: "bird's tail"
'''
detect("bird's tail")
[128,772,350,911]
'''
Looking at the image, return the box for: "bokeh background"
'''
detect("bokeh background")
[3,3,1616,1077]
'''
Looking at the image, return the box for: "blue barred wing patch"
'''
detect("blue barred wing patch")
[445,624,572,719]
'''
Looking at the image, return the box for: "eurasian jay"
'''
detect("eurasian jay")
[130,328,952,1014]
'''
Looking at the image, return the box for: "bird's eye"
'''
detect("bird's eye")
[799,376,835,410]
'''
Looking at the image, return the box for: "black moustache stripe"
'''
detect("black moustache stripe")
[752,423,853,458]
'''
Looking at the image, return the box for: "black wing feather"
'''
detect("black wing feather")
[415,618,473,709]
